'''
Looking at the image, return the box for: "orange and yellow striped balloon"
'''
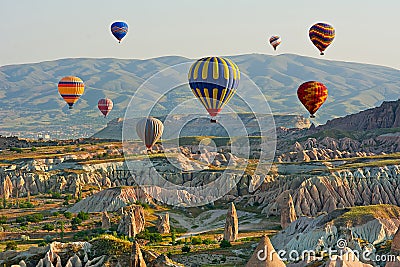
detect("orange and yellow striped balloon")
[58,76,85,109]
[297,81,328,118]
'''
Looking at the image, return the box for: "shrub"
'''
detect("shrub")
[38,241,47,247]
[219,240,232,248]
[136,229,162,243]
[10,147,23,153]
[202,238,213,245]
[64,211,73,219]
[0,215,7,224]
[20,235,30,241]
[191,237,202,245]
[42,223,55,232]
[16,217,25,224]
[26,213,43,223]
[52,212,60,217]
[19,201,34,208]
[44,235,53,243]
[30,147,37,151]
[181,245,191,253]
[77,211,89,221]
[4,241,17,251]
[71,217,82,225]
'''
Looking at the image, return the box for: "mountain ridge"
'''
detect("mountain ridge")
[1,53,399,138]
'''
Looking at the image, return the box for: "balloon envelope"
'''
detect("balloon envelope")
[297,81,328,118]
[58,76,84,109]
[188,57,240,121]
[269,36,281,50]
[136,117,164,149]
[309,23,335,55]
[98,98,113,117]
[111,21,128,43]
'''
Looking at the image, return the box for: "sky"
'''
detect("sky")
[1,0,399,69]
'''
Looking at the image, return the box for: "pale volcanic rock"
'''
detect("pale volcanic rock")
[276,190,297,229]
[149,254,184,267]
[256,165,400,217]
[130,241,147,267]
[0,175,13,199]
[117,205,146,238]
[245,235,286,267]
[271,209,400,255]
[223,202,239,242]
[101,211,111,229]
[156,213,170,234]
[65,254,82,267]
[68,187,151,213]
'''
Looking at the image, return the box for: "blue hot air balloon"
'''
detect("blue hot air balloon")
[111,21,128,43]
[188,57,240,123]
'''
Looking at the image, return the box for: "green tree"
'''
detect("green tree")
[59,221,65,240]
[77,211,89,221]
[42,223,55,232]
[4,241,17,251]
[171,230,176,244]
[64,211,72,219]
[71,217,82,226]
[219,240,232,248]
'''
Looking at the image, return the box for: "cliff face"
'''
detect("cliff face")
[271,205,400,266]
[246,164,400,217]
[317,99,400,132]
[277,136,400,162]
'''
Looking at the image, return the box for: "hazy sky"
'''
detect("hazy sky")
[1,0,399,69]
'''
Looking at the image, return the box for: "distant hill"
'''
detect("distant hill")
[0,54,399,138]
[92,114,311,140]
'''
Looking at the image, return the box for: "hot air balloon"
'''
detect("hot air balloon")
[297,81,328,118]
[269,36,281,50]
[188,57,240,123]
[136,117,164,150]
[98,98,113,117]
[58,76,85,109]
[111,21,128,43]
[309,23,335,55]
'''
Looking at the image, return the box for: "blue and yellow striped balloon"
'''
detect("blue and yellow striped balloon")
[58,76,85,109]
[188,57,240,122]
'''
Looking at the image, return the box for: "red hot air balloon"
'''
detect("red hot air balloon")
[98,98,113,117]
[297,81,328,118]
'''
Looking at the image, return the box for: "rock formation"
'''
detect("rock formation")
[101,211,111,229]
[276,190,297,229]
[385,227,400,267]
[223,202,238,242]
[271,206,400,256]
[246,235,286,267]
[149,254,184,267]
[65,254,82,267]
[130,241,147,267]
[117,205,146,238]
[68,187,151,213]
[156,213,170,234]
[255,165,400,217]
[318,99,400,132]
[0,175,13,200]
